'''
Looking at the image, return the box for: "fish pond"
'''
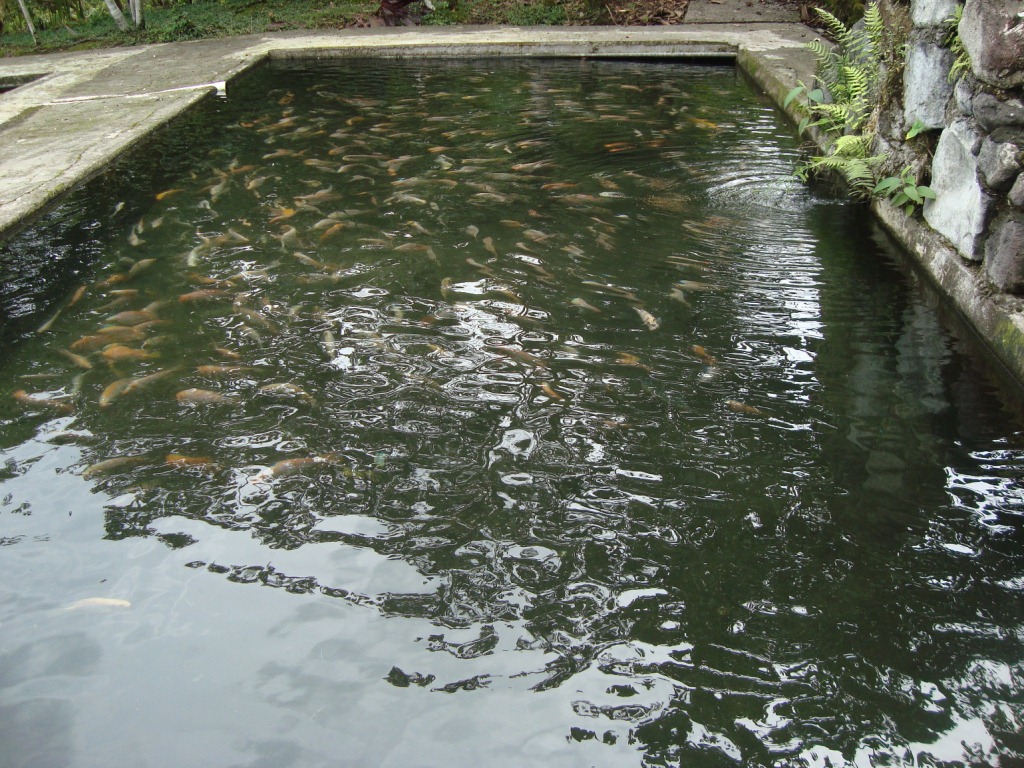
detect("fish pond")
[1,58,1024,767]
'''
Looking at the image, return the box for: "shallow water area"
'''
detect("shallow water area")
[1,58,1024,767]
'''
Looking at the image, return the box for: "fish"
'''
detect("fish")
[524,229,550,242]
[253,455,336,482]
[466,258,496,277]
[726,400,764,416]
[101,345,159,362]
[99,378,132,408]
[511,160,552,172]
[68,285,88,306]
[570,297,601,313]
[540,382,563,400]
[692,345,718,366]
[580,281,638,302]
[465,225,480,239]
[495,346,547,369]
[107,310,156,326]
[176,388,231,405]
[71,331,131,352]
[320,222,346,241]
[178,289,232,303]
[196,365,256,377]
[293,251,329,270]
[127,258,157,278]
[58,349,93,370]
[669,288,691,305]
[165,454,218,469]
[36,307,63,334]
[262,148,306,160]
[616,352,650,371]
[322,329,337,357]
[689,117,720,131]
[13,390,75,414]
[82,455,146,478]
[63,597,131,610]
[155,188,184,201]
[234,308,279,333]
[95,273,129,288]
[268,207,297,224]
[482,237,498,257]
[634,307,660,331]
[270,226,302,251]
[674,279,714,292]
[385,241,436,263]
[259,382,316,405]
[214,346,242,360]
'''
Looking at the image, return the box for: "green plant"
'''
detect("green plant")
[905,119,928,140]
[787,2,934,215]
[795,134,885,199]
[873,166,936,214]
[944,3,970,84]
[793,2,884,135]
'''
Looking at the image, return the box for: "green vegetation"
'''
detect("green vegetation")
[0,0,610,54]
[786,1,935,214]
[944,3,970,84]
[0,0,374,53]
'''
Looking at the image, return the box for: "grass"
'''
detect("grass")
[0,0,610,56]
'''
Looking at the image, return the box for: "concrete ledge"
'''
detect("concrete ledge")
[873,198,1024,383]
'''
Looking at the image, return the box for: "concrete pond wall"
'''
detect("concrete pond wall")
[870,0,1024,387]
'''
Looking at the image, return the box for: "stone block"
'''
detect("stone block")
[1010,174,1024,208]
[924,118,993,260]
[904,29,955,130]
[978,128,1024,192]
[974,92,1024,131]
[911,0,958,27]
[953,76,976,117]
[985,211,1024,292]
[960,0,1024,89]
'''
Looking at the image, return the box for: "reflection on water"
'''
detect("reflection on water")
[1,59,1023,767]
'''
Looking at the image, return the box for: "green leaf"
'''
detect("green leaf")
[874,177,902,194]
[905,186,923,203]
[892,191,909,206]
[798,116,810,135]
[905,120,928,140]
[784,85,804,108]
[917,186,937,200]
[807,88,825,104]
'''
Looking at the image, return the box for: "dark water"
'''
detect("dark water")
[1,59,1023,767]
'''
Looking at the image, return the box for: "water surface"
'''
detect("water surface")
[1,59,1023,767]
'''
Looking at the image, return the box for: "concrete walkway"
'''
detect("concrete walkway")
[0,20,819,240]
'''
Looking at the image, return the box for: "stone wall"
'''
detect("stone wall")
[909,0,1024,291]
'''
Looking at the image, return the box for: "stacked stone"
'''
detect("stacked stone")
[919,0,1024,291]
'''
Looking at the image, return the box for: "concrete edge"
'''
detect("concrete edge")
[0,87,220,242]
[873,199,1024,387]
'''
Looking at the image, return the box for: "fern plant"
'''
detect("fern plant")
[795,135,885,199]
[787,2,934,213]
[786,3,885,137]
[944,4,970,84]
